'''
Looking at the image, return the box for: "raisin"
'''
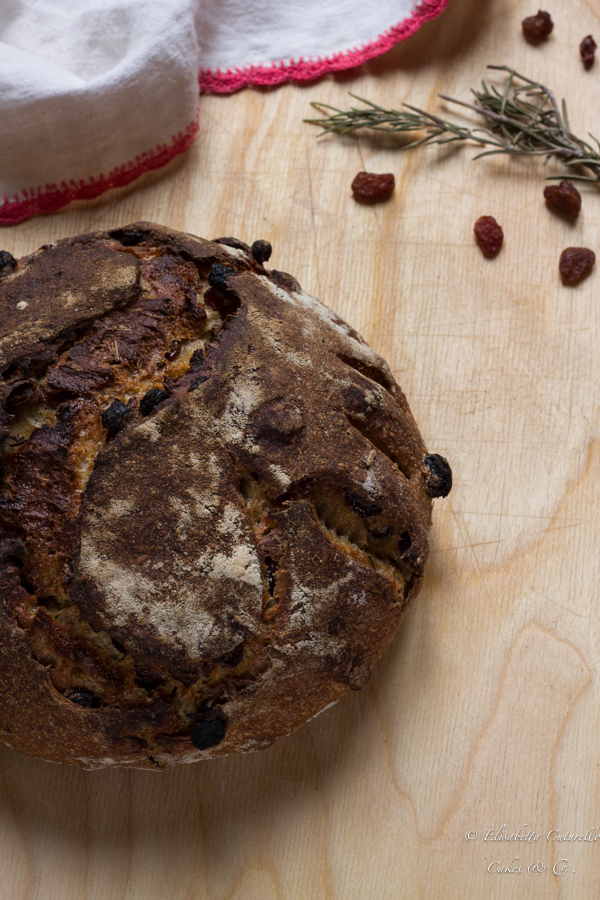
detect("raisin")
[139,388,170,416]
[344,492,383,518]
[580,35,597,69]
[0,250,16,277]
[101,399,131,434]
[57,403,76,421]
[351,171,395,203]
[398,531,412,553]
[347,661,371,691]
[120,231,145,246]
[559,247,595,285]
[474,216,504,258]
[424,454,452,498]
[208,263,236,290]
[522,10,553,43]
[165,340,181,361]
[543,181,581,218]
[263,556,279,596]
[190,717,226,750]
[251,240,272,264]
[66,689,101,709]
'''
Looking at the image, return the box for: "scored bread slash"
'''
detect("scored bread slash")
[0,223,451,769]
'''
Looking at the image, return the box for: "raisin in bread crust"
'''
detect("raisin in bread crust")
[0,223,446,769]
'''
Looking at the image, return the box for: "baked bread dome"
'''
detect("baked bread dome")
[0,223,451,768]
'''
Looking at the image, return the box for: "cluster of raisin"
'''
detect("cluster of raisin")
[521,9,596,68]
[474,182,595,285]
[473,12,596,284]
[346,11,597,287]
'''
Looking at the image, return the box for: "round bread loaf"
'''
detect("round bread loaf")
[0,223,451,769]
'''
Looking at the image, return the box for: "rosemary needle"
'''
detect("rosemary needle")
[305,65,600,183]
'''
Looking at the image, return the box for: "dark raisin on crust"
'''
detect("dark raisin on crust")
[398,531,412,554]
[208,263,236,290]
[251,240,272,264]
[101,399,131,434]
[190,717,227,750]
[344,492,384,518]
[139,388,170,416]
[0,251,16,277]
[347,661,371,691]
[165,340,182,361]
[424,454,453,498]
[66,689,101,708]
[119,231,146,247]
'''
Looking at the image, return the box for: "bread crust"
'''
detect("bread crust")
[0,223,444,768]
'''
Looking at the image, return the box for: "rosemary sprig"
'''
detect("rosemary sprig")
[305,65,600,183]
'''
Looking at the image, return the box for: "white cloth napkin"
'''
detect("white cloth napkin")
[0,0,450,225]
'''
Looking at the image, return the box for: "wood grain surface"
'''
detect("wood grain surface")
[3,0,600,896]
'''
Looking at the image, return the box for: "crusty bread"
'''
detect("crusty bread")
[0,223,451,769]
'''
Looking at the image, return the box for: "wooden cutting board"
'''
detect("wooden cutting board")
[2,0,600,897]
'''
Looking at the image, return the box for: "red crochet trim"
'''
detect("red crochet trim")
[199,0,452,93]
[0,117,199,227]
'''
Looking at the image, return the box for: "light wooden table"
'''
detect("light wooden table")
[3,1,600,897]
